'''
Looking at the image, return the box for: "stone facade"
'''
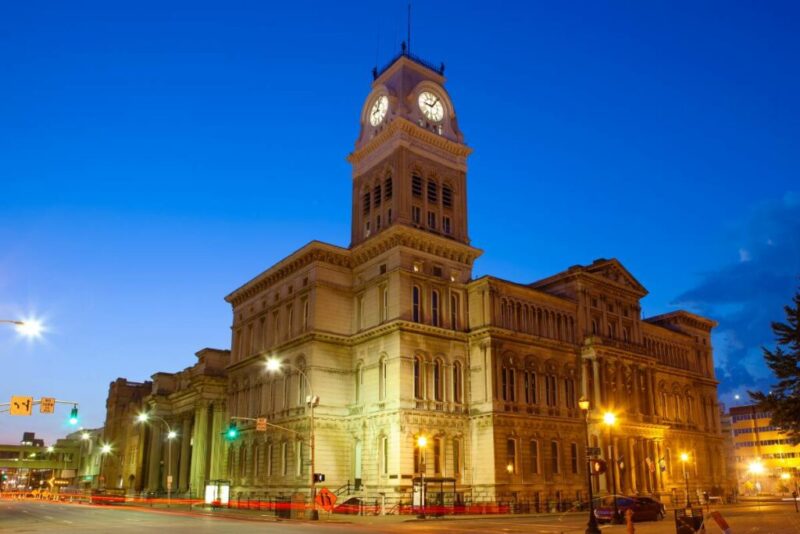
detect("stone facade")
[102,348,229,497]
[221,50,733,509]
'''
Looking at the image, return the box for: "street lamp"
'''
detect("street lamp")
[579,397,601,534]
[782,471,799,513]
[602,411,621,524]
[1,318,44,339]
[680,452,691,506]
[417,435,428,519]
[748,460,764,512]
[265,357,319,520]
[99,443,112,489]
[136,412,177,506]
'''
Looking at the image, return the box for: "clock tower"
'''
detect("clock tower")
[348,48,472,248]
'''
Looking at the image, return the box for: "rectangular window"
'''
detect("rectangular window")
[546,375,557,407]
[362,192,370,214]
[434,438,442,474]
[427,211,436,229]
[453,439,461,477]
[443,216,451,234]
[358,295,365,329]
[412,175,422,197]
[376,214,381,231]
[525,372,537,404]
[384,177,392,199]
[551,440,560,474]
[267,444,273,476]
[412,286,421,323]
[295,441,303,477]
[530,440,540,474]
[431,290,440,327]
[412,206,421,224]
[450,294,459,330]
[281,442,288,476]
[570,443,579,474]
[287,305,294,338]
[565,378,576,409]
[272,312,280,344]
[381,286,388,322]
[302,300,309,331]
[506,438,517,474]
[373,185,381,207]
[381,436,389,475]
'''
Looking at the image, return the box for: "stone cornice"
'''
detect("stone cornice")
[225,241,351,307]
[347,117,472,167]
[350,224,482,267]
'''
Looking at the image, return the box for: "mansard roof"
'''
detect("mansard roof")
[531,257,648,299]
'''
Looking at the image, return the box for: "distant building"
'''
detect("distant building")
[729,404,800,495]
[101,348,229,496]
[65,427,104,488]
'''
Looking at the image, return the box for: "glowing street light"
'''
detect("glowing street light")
[416,435,428,518]
[602,411,621,524]
[136,411,176,506]
[1,318,44,339]
[748,460,765,512]
[81,432,90,441]
[680,452,691,505]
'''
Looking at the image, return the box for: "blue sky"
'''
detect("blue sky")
[1,1,798,443]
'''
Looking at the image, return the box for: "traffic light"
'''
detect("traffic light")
[68,406,79,426]
[225,422,239,441]
[313,473,325,483]
[590,459,607,475]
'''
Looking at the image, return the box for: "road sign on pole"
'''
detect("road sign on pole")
[256,417,267,432]
[40,397,56,414]
[10,396,33,416]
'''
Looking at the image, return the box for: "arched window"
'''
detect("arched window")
[412,286,421,323]
[564,377,576,409]
[414,356,423,399]
[452,438,462,477]
[550,440,560,474]
[433,359,443,401]
[431,290,440,327]
[427,180,438,203]
[501,365,516,402]
[453,361,463,404]
[530,440,540,474]
[373,184,382,207]
[362,190,371,214]
[412,174,422,197]
[524,370,537,405]
[545,375,557,407]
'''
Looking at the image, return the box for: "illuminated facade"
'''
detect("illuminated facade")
[730,404,800,495]
[222,48,732,508]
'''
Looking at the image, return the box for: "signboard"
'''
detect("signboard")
[40,397,56,414]
[256,418,267,432]
[10,396,33,416]
[53,479,70,487]
[586,447,601,458]
[315,487,337,512]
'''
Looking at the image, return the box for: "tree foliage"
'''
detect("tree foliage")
[749,288,800,443]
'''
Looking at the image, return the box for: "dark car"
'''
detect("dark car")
[594,496,665,523]
[89,488,126,505]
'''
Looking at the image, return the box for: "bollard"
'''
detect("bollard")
[625,508,635,534]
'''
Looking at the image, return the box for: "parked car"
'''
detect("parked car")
[90,488,125,505]
[594,496,665,523]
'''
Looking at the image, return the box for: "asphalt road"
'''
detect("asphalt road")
[2,500,800,533]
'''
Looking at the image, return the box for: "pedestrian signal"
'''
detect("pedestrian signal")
[590,459,607,475]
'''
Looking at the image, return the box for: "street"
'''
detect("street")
[2,500,800,533]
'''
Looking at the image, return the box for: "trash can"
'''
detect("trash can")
[674,507,705,533]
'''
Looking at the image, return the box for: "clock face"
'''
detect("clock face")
[369,95,389,126]
[418,91,444,122]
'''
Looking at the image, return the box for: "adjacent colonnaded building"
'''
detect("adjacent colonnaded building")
[221,48,733,509]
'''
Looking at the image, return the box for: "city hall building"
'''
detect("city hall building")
[214,49,731,508]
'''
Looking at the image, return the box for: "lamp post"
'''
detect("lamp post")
[748,460,764,512]
[602,412,621,524]
[266,357,319,520]
[680,452,691,506]
[99,444,112,490]
[417,435,427,519]
[579,397,601,534]
[136,412,176,506]
[79,431,91,488]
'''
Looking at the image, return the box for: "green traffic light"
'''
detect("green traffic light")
[69,406,79,425]
[226,423,238,440]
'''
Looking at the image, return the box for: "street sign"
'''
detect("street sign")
[256,417,267,432]
[315,487,337,512]
[586,447,601,458]
[10,396,33,416]
[53,479,70,486]
[40,397,56,414]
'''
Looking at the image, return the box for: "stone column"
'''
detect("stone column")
[146,425,162,492]
[627,438,636,493]
[208,404,227,480]
[592,358,601,407]
[179,417,192,492]
[654,440,665,491]
[189,404,209,497]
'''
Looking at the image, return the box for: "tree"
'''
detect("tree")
[750,288,800,443]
